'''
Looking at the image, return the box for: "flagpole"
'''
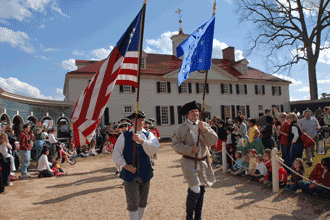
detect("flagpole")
[133,0,147,168]
[195,0,216,167]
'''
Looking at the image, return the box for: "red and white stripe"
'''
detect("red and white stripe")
[71,49,139,146]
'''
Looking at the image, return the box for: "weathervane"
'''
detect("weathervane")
[176,9,182,28]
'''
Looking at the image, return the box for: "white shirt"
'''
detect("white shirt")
[89,148,97,155]
[0,142,11,158]
[186,119,202,170]
[256,162,267,176]
[48,134,57,144]
[113,127,160,168]
[291,126,299,143]
[37,154,53,172]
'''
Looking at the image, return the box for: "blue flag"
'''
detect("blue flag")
[177,16,215,86]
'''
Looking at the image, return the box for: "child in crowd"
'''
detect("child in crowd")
[233,154,250,176]
[102,141,112,154]
[261,157,288,187]
[51,157,67,176]
[248,149,257,175]
[251,155,267,181]
[284,158,304,191]
[89,140,98,156]
[263,149,272,181]
[68,143,78,158]
[231,151,243,173]
[226,126,238,169]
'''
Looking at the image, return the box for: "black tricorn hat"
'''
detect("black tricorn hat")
[145,120,152,124]
[118,122,130,128]
[120,118,131,123]
[179,101,201,116]
[127,111,146,119]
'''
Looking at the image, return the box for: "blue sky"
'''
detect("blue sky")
[0,0,329,101]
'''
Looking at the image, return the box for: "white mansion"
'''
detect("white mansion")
[63,29,291,138]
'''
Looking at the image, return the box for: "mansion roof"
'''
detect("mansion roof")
[70,54,290,83]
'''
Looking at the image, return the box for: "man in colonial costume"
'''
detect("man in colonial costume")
[113,111,160,220]
[172,101,218,220]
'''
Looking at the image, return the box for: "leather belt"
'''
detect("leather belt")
[183,155,207,161]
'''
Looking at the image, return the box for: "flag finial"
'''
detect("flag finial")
[213,0,216,16]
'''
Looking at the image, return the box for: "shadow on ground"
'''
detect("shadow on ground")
[33,184,123,205]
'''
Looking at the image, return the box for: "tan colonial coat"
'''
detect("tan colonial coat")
[172,121,218,187]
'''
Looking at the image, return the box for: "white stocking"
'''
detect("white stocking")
[138,207,146,220]
[129,211,139,220]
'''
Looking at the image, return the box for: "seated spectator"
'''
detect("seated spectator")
[260,149,272,183]
[284,158,304,191]
[262,157,287,187]
[232,154,249,176]
[51,157,67,176]
[88,140,98,156]
[248,149,257,175]
[298,157,330,197]
[76,145,89,158]
[68,143,78,158]
[37,147,54,178]
[102,141,112,154]
[251,155,267,181]
[231,151,243,173]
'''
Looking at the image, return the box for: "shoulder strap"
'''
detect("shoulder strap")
[143,131,150,139]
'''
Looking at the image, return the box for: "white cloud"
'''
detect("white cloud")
[318,79,330,84]
[0,77,64,100]
[145,32,244,60]
[0,27,34,53]
[61,59,77,71]
[273,73,303,85]
[38,24,45,28]
[52,6,69,18]
[91,46,113,60]
[145,31,178,55]
[43,47,60,52]
[299,86,310,92]
[72,50,85,56]
[35,55,50,60]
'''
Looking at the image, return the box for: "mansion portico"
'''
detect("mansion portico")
[63,29,291,138]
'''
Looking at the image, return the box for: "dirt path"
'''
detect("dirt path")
[1,143,330,220]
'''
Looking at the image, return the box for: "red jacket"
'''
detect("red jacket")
[309,162,330,187]
[19,131,32,151]
[279,122,290,146]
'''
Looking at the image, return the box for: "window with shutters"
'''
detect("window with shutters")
[238,85,244,94]
[258,105,263,111]
[256,85,263,95]
[273,105,280,111]
[180,83,188,93]
[223,84,229,94]
[159,82,167,93]
[140,58,146,69]
[123,85,132,93]
[160,106,169,125]
[239,106,246,116]
[199,83,205,93]
[272,86,281,96]
[124,106,132,113]
[224,105,231,119]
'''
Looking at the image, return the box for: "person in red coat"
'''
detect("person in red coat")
[19,124,33,178]
[298,157,330,197]
[148,118,160,140]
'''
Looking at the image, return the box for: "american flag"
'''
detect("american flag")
[71,6,144,146]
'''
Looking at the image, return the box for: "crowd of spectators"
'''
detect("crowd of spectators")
[208,106,330,198]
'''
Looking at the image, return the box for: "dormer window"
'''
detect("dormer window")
[241,65,247,74]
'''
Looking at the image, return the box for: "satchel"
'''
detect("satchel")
[300,133,315,149]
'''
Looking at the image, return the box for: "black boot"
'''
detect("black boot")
[186,188,200,220]
[194,186,205,220]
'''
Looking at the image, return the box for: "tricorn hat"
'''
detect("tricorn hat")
[118,122,130,128]
[179,101,201,116]
[127,111,146,120]
[148,118,156,123]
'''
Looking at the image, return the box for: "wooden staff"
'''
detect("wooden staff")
[133,0,147,168]
[195,0,216,167]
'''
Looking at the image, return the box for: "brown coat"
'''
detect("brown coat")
[172,121,218,187]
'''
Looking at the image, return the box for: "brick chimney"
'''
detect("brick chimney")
[222,47,235,62]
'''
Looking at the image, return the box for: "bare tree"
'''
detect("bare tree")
[236,0,330,100]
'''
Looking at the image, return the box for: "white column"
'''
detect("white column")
[272,148,279,193]
[222,142,227,172]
